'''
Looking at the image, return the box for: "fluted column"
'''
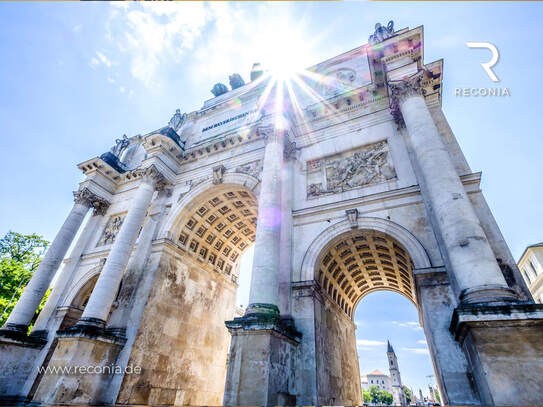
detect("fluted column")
[2,188,108,333]
[246,124,287,315]
[77,166,168,328]
[31,204,109,333]
[389,70,517,304]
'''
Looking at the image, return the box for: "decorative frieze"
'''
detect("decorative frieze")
[306,140,396,198]
[96,214,126,247]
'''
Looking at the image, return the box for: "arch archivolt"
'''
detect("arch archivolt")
[62,264,102,309]
[299,217,432,318]
[162,174,260,282]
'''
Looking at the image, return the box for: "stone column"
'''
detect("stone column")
[246,124,286,315]
[279,141,296,316]
[77,166,167,328]
[1,188,108,334]
[31,204,109,334]
[389,70,517,304]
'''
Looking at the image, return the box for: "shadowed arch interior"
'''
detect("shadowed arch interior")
[174,185,258,283]
[317,229,416,318]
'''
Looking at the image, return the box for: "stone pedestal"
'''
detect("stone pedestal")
[31,329,126,405]
[450,303,543,406]
[224,308,301,406]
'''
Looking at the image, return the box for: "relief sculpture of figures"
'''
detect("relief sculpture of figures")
[96,214,125,247]
[235,160,263,180]
[307,141,396,197]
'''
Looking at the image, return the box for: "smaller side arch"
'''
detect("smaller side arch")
[62,264,102,308]
[299,216,432,282]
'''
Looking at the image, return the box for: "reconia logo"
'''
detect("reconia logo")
[455,42,510,97]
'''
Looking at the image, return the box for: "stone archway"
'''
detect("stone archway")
[116,181,259,406]
[302,219,434,406]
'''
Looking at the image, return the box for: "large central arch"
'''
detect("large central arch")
[298,217,434,406]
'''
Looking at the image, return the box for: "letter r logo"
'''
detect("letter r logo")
[466,42,500,82]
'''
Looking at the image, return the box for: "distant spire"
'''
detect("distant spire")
[387,340,394,353]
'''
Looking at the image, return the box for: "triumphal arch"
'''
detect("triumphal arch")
[1,21,543,406]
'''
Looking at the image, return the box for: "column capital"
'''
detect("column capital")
[133,164,170,191]
[73,187,110,215]
[388,69,426,105]
[388,69,427,127]
[256,124,290,145]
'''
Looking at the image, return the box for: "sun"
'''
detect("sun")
[249,19,313,82]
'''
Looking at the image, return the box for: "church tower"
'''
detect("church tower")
[388,341,407,406]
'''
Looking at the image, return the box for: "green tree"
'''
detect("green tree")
[380,389,393,405]
[0,231,49,329]
[363,389,371,403]
[368,385,393,405]
[435,389,441,404]
[403,386,412,404]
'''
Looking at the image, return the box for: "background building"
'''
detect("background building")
[362,369,392,392]
[518,243,543,303]
[361,342,406,405]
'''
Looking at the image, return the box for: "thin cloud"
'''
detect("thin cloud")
[106,2,209,86]
[417,339,427,345]
[402,347,429,355]
[89,57,100,69]
[95,51,112,67]
[391,321,423,331]
[357,339,386,346]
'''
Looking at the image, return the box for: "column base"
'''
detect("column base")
[450,303,543,406]
[224,309,301,406]
[0,324,47,347]
[228,303,301,341]
[58,318,126,345]
[31,331,126,405]
[459,284,519,305]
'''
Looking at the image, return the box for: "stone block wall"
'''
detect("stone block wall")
[116,248,237,405]
[314,297,361,405]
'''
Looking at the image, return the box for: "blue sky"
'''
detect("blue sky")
[1,1,542,399]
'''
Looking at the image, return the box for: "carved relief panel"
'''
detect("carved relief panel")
[306,140,396,198]
[96,213,126,247]
[235,160,263,180]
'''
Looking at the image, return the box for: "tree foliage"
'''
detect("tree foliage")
[367,385,393,405]
[434,389,441,404]
[0,231,49,328]
[363,388,372,403]
[403,386,412,404]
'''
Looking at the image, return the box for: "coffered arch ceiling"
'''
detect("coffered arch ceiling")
[316,229,416,318]
[173,185,258,283]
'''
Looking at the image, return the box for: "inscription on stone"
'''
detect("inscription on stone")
[306,140,396,197]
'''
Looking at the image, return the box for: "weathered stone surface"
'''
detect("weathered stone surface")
[116,250,237,405]
[3,21,543,407]
[314,296,362,405]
